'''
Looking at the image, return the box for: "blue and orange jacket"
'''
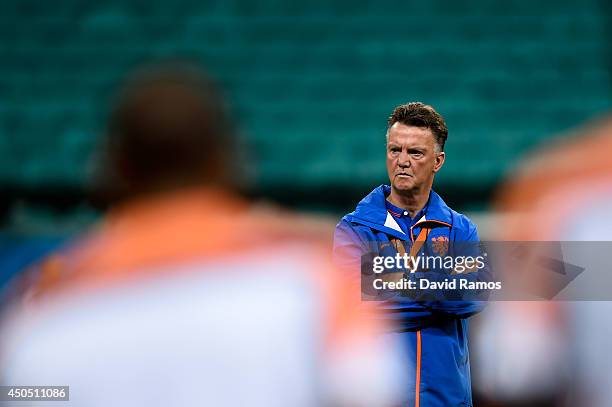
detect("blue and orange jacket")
[333,185,486,407]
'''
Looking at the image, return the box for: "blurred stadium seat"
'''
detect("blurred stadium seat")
[0,0,610,195]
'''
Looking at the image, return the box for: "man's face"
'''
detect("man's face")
[386,123,445,193]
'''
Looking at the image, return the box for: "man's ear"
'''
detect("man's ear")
[433,152,445,173]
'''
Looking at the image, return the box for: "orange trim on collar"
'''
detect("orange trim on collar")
[387,209,402,218]
[413,219,452,230]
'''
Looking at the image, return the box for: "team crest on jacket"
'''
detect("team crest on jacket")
[431,236,449,256]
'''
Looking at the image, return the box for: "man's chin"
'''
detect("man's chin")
[392,181,416,192]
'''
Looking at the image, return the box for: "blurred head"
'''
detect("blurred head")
[386,102,447,194]
[97,62,236,203]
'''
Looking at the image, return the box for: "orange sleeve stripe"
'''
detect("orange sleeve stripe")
[415,329,422,407]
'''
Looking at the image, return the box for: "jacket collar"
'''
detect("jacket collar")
[347,185,452,238]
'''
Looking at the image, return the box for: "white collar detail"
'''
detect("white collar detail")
[384,212,405,235]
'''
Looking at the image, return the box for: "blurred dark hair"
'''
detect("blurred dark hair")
[92,62,237,204]
[387,102,448,152]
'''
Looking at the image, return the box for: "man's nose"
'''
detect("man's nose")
[398,152,411,167]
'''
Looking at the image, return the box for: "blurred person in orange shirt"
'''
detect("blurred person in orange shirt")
[474,117,612,407]
[498,117,612,407]
[0,63,408,407]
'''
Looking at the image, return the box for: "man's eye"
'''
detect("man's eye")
[411,152,424,158]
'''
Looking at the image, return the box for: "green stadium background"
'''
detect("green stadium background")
[1,0,611,284]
